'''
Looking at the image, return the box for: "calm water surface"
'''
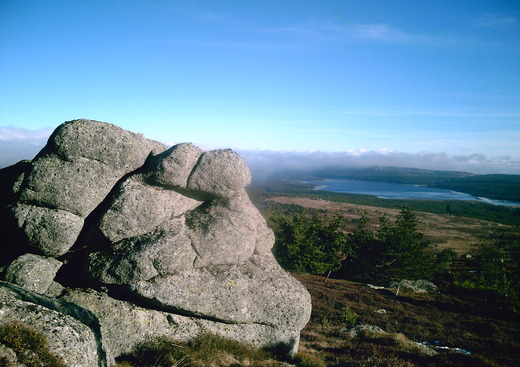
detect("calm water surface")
[305,178,520,207]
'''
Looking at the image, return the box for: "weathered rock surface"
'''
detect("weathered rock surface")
[0,282,108,367]
[0,119,311,363]
[5,253,62,295]
[62,287,304,358]
[96,175,202,244]
[2,119,167,258]
[10,204,84,257]
[144,142,204,189]
[186,149,251,196]
[0,343,23,367]
[130,254,310,328]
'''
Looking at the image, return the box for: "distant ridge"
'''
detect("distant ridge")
[309,166,473,185]
[430,174,520,202]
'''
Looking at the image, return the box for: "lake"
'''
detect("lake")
[305,178,520,207]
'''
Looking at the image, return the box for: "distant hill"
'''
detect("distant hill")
[309,166,473,185]
[429,174,520,202]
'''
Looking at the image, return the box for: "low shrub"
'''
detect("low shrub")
[339,304,358,327]
[292,351,327,367]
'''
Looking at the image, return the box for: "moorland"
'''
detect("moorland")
[111,170,520,366]
[243,167,520,366]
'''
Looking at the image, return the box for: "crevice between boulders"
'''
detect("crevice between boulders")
[104,284,272,326]
[1,281,109,367]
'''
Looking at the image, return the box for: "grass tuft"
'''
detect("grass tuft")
[292,351,327,367]
[0,321,67,367]
[115,333,281,367]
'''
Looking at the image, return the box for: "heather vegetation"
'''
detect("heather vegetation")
[296,274,520,367]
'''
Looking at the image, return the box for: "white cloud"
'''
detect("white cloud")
[197,10,228,24]
[238,149,520,179]
[263,20,449,46]
[0,126,52,168]
[3,126,519,177]
[344,23,423,43]
[336,108,520,118]
[0,126,53,141]
[473,14,517,28]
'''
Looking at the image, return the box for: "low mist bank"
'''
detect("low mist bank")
[1,126,519,176]
[238,150,520,179]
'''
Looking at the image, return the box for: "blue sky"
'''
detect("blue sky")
[1,0,519,173]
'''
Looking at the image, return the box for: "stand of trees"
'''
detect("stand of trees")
[269,206,455,285]
[268,205,520,309]
[268,211,348,274]
[341,207,443,285]
[453,227,520,309]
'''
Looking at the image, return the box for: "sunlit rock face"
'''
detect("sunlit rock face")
[0,119,311,363]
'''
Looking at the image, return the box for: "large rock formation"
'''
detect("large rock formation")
[0,119,311,366]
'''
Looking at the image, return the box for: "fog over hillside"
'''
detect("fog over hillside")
[238,150,520,177]
[1,126,519,175]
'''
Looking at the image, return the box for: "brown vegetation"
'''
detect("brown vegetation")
[115,333,328,367]
[295,274,520,366]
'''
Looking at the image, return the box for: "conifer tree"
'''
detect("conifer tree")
[269,210,348,275]
[344,206,434,285]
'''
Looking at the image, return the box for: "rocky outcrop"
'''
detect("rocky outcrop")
[11,120,166,256]
[345,323,438,356]
[61,286,304,359]
[0,119,311,365]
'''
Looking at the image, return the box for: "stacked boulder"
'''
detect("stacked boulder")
[0,119,311,366]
